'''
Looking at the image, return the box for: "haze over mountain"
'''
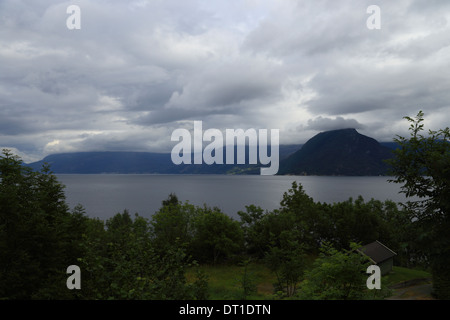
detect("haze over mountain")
[26,129,396,176]
[2,1,450,171]
[26,145,300,175]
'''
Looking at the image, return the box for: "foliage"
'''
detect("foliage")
[388,111,450,218]
[188,262,276,300]
[235,259,257,300]
[77,209,211,300]
[278,181,323,252]
[242,181,407,255]
[297,243,389,300]
[238,205,269,258]
[386,111,450,299]
[0,152,208,300]
[151,195,244,264]
[1,145,435,300]
[0,149,89,299]
[190,205,244,264]
[150,196,197,252]
[265,230,307,297]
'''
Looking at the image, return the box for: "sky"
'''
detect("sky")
[1,0,450,163]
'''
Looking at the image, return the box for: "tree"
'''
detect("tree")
[0,150,40,299]
[191,205,244,264]
[376,199,423,268]
[265,230,307,297]
[323,197,391,250]
[297,243,389,300]
[278,181,326,252]
[150,196,197,253]
[0,152,208,300]
[386,111,450,299]
[0,149,89,299]
[238,205,272,258]
[235,259,257,300]
[78,210,209,300]
[161,192,180,207]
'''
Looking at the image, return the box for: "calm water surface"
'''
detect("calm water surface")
[56,175,412,220]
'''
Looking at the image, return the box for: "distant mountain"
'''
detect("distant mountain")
[379,142,401,150]
[26,130,396,176]
[26,145,301,175]
[27,152,174,174]
[278,128,394,176]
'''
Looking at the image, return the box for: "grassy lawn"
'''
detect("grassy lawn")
[383,266,433,300]
[188,263,432,300]
[383,266,432,287]
[188,262,277,300]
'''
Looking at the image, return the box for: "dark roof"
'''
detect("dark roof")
[357,241,396,264]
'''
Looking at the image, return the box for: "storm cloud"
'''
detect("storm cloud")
[1,0,449,162]
[307,116,365,131]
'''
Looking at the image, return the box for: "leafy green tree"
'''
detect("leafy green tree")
[324,197,391,250]
[161,192,180,207]
[0,150,89,299]
[376,200,423,268]
[278,181,327,252]
[78,210,209,300]
[386,111,450,299]
[238,183,320,260]
[235,259,257,300]
[238,205,272,258]
[76,217,109,299]
[265,230,307,297]
[0,152,208,300]
[0,150,40,299]
[298,243,389,300]
[191,205,244,264]
[150,196,197,253]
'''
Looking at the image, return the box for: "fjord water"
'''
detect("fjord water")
[56,174,413,220]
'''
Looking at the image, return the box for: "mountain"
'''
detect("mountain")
[379,141,401,150]
[278,128,394,176]
[25,129,395,176]
[26,152,174,174]
[26,145,301,174]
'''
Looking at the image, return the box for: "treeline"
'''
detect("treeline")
[0,149,424,300]
[0,150,210,299]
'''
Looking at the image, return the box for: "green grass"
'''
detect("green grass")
[188,262,276,300]
[383,266,431,287]
[187,263,432,300]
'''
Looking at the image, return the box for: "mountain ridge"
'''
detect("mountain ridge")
[26,145,300,175]
[26,129,397,175]
[278,128,394,176]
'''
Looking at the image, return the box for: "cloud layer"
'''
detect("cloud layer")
[1,0,449,162]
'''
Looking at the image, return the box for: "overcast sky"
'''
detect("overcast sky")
[1,0,450,162]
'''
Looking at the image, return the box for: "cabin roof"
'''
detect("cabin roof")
[357,240,397,264]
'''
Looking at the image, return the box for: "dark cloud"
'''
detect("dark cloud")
[0,0,449,159]
[307,116,364,131]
